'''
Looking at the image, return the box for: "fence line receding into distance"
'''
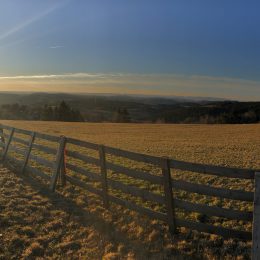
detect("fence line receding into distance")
[0,124,259,259]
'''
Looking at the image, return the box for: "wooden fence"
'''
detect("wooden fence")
[0,124,259,259]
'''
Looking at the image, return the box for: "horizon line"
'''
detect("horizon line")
[0,90,255,102]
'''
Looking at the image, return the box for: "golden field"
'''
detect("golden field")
[0,120,260,259]
[1,120,259,168]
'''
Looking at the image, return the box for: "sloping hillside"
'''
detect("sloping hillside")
[0,164,252,259]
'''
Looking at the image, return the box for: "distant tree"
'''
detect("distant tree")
[58,101,71,121]
[241,110,258,123]
[41,105,54,121]
[71,109,85,122]
[113,108,131,123]
[54,101,84,122]
[38,101,84,122]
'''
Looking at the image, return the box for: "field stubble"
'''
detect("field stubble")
[0,120,259,259]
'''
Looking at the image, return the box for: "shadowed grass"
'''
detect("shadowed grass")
[0,121,259,259]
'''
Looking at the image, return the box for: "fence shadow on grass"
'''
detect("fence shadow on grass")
[9,165,193,259]
[0,123,257,259]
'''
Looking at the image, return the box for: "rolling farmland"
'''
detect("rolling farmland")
[1,120,259,169]
[0,120,259,259]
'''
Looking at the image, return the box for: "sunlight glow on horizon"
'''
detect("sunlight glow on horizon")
[0,72,259,101]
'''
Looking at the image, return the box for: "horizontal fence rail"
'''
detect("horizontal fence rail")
[0,123,259,258]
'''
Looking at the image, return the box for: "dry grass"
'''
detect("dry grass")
[1,120,259,169]
[0,120,259,259]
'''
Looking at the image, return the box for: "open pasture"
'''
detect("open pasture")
[0,120,259,259]
[1,120,259,168]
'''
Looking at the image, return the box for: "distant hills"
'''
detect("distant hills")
[0,92,259,123]
[0,92,227,106]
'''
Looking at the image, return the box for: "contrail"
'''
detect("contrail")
[0,1,69,42]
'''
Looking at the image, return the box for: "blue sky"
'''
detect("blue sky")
[0,0,259,100]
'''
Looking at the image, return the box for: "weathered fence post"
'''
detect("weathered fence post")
[21,132,35,175]
[50,136,67,192]
[252,172,260,259]
[99,145,109,208]
[161,157,176,234]
[0,127,5,156]
[2,128,14,162]
[0,127,5,147]
[60,149,67,187]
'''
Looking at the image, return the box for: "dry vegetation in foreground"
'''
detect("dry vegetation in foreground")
[0,121,260,259]
[0,165,252,259]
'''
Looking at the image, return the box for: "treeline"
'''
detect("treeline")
[0,101,132,123]
[0,99,259,124]
[155,102,260,124]
[0,101,84,122]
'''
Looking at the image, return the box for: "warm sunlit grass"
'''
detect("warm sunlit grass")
[1,120,259,168]
[0,120,259,259]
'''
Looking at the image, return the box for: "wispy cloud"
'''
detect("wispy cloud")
[0,73,111,80]
[49,45,64,49]
[0,72,259,85]
[0,72,259,100]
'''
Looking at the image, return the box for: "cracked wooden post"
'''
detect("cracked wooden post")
[60,148,67,187]
[21,131,35,175]
[50,136,67,192]
[252,172,260,259]
[99,145,109,208]
[161,157,176,235]
[2,128,14,163]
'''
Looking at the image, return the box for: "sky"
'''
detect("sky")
[0,0,259,100]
